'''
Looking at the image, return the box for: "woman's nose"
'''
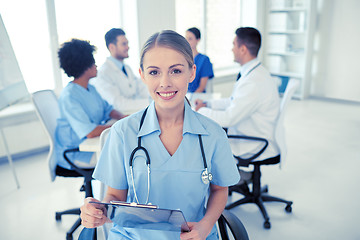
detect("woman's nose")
[159,74,171,87]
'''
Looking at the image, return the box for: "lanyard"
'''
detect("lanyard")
[242,62,261,79]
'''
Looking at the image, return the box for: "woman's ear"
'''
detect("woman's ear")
[189,64,196,83]
[139,68,146,84]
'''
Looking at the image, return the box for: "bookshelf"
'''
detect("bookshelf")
[263,0,317,99]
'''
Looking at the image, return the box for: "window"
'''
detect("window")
[175,0,257,73]
[0,1,53,92]
[54,0,122,87]
[175,0,204,51]
[0,0,124,93]
[205,0,242,70]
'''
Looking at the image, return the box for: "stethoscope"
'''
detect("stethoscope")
[238,62,261,81]
[129,107,212,204]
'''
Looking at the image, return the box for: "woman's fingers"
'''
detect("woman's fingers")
[80,197,106,228]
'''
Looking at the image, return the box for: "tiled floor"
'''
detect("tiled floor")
[0,98,359,240]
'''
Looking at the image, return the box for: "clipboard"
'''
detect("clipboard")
[90,201,190,232]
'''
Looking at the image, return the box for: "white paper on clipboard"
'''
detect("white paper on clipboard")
[89,201,190,232]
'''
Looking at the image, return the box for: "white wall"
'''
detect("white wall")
[311,0,360,102]
[137,0,176,49]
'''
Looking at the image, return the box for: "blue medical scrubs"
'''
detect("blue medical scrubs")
[93,100,240,239]
[55,82,113,169]
[188,53,214,93]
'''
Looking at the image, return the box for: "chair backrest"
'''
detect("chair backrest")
[31,90,60,181]
[99,127,112,239]
[100,127,110,149]
[274,79,300,167]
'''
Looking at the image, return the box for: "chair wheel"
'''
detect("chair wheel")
[264,220,271,229]
[55,212,61,221]
[285,204,292,213]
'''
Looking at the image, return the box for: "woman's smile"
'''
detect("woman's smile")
[157,91,177,99]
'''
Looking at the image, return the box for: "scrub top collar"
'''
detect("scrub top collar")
[137,100,209,138]
[240,58,260,77]
[108,56,125,71]
[69,81,88,91]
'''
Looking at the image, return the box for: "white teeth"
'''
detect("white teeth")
[159,92,175,97]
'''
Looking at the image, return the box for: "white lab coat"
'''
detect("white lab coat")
[91,58,150,114]
[198,59,280,160]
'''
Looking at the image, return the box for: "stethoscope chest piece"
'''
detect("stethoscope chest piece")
[201,169,213,185]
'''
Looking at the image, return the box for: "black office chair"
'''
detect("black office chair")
[32,90,95,240]
[225,79,300,229]
[218,209,249,240]
[79,209,249,240]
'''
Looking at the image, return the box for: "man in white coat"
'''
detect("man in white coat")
[91,28,149,114]
[195,27,280,183]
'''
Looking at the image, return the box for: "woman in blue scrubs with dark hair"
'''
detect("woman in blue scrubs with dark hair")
[80,30,239,239]
[185,27,214,93]
[56,39,126,169]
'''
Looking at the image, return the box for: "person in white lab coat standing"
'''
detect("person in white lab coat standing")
[195,27,280,183]
[91,28,150,114]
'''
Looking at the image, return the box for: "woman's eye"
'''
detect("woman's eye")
[171,69,182,74]
[149,70,158,75]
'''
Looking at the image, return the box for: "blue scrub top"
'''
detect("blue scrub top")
[188,53,214,93]
[93,100,240,239]
[55,82,113,169]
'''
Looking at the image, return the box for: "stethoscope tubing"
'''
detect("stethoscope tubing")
[129,107,212,205]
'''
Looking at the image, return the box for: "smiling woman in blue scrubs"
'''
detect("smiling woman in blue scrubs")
[55,39,126,170]
[80,31,240,240]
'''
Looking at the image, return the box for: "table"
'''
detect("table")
[185,92,221,108]
[0,102,38,189]
[79,136,101,153]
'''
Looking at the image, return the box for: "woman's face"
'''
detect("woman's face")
[185,31,199,51]
[139,46,195,113]
[83,64,97,79]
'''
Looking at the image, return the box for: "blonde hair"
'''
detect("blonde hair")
[140,30,194,70]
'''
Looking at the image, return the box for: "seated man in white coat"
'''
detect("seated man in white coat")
[195,27,280,185]
[91,28,149,114]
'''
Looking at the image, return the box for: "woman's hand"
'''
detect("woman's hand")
[80,197,107,228]
[180,184,228,239]
[180,221,213,240]
[194,99,207,111]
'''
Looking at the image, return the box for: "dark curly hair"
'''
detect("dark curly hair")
[58,39,96,78]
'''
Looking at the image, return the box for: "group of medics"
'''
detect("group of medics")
[54,25,280,239]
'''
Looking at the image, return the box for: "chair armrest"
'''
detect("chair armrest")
[218,209,249,240]
[63,148,94,179]
[227,134,268,166]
